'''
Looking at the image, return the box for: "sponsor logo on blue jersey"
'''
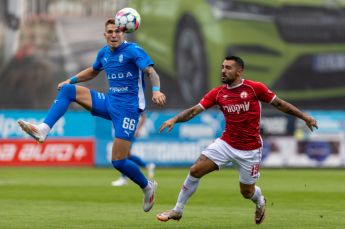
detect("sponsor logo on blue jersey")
[109,87,129,93]
[107,71,133,79]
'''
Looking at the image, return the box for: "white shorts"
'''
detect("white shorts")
[201,138,262,185]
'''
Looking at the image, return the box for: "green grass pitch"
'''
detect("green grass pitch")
[0,167,344,229]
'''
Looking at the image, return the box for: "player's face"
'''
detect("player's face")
[104,24,124,50]
[221,60,243,85]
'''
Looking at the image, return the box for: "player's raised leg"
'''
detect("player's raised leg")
[111,138,157,212]
[156,155,217,222]
[18,85,92,143]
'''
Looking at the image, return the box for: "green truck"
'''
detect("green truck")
[130,0,345,108]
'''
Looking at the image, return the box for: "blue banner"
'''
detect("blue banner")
[0,110,94,138]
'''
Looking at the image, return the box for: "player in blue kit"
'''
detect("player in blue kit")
[17,18,166,212]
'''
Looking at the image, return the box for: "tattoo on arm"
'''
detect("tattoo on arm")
[271,98,306,120]
[271,99,291,113]
[175,105,203,123]
[144,66,160,87]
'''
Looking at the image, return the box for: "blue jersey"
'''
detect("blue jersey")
[92,41,153,110]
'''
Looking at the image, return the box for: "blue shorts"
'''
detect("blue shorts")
[90,90,141,141]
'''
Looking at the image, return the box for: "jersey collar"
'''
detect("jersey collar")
[109,40,128,52]
[226,79,244,89]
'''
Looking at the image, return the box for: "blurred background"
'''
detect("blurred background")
[1,0,345,168]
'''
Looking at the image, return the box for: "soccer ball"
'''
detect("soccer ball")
[115,8,141,33]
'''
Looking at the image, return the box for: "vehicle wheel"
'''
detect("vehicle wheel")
[175,15,208,105]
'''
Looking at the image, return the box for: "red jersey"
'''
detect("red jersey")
[199,79,276,150]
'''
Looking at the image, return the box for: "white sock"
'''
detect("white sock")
[38,123,51,136]
[143,180,153,192]
[173,174,200,212]
[251,186,265,207]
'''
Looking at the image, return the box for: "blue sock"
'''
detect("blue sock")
[112,159,148,189]
[120,155,147,178]
[129,155,147,167]
[44,84,76,128]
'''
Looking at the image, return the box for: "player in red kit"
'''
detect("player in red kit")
[156,56,318,224]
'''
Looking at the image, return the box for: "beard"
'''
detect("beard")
[221,76,234,84]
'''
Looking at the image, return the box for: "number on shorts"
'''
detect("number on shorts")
[122,117,136,131]
[251,164,260,177]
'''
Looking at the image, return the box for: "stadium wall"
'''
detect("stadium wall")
[0,110,344,167]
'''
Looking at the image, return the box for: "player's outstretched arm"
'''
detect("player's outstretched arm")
[57,67,99,90]
[271,97,318,131]
[144,66,166,106]
[159,104,204,133]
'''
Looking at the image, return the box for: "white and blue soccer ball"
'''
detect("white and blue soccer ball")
[115,8,141,33]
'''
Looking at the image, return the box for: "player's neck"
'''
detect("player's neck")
[109,41,124,52]
[228,78,243,87]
